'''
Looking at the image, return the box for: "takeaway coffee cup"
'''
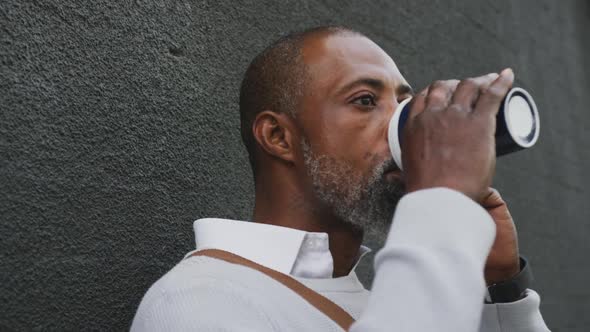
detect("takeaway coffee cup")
[388,87,540,170]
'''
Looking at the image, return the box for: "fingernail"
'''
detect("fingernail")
[502,68,514,79]
[488,72,500,79]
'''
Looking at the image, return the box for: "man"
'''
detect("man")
[132,26,550,331]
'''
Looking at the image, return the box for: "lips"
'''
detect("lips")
[383,160,400,174]
[381,161,402,181]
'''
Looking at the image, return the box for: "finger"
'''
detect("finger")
[424,79,460,112]
[451,73,499,110]
[407,86,428,120]
[474,68,515,118]
[481,187,504,208]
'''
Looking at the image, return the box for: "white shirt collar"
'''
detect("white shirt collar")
[189,218,371,279]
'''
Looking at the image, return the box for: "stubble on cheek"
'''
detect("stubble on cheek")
[301,139,362,206]
[300,138,404,235]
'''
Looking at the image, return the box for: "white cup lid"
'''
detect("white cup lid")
[504,88,540,148]
[388,97,413,170]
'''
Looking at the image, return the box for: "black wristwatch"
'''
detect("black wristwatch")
[487,256,534,303]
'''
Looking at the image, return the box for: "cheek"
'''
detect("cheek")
[302,100,391,169]
[319,116,389,176]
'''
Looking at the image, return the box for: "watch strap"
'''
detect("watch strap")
[487,256,534,303]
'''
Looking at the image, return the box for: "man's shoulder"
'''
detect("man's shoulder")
[146,254,266,296]
[132,255,294,331]
[134,255,267,324]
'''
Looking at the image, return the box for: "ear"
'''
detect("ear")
[252,111,298,164]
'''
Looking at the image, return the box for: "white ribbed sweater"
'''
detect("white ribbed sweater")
[131,188,550,331]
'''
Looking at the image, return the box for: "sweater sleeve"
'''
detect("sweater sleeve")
[351,188,497,332]
[480,289,550,331]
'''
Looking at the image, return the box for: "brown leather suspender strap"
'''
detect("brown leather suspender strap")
[190,249,355,331]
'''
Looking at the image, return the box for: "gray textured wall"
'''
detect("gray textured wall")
[1,0,589,330]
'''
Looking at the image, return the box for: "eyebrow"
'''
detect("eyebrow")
[337,77,414,97]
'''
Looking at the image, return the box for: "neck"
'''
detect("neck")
[252,169,364,277]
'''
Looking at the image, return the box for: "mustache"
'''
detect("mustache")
[370,158,406,194]
[366,157,406,207]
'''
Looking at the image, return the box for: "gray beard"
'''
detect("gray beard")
[301,138,405,237]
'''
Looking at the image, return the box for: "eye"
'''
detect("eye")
[351,94,376,107]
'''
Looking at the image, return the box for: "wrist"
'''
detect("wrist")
[485,262,520,286]
[405,180,482,203]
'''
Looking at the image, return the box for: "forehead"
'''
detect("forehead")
[301,33,408,91]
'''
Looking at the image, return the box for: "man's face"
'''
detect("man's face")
[296,33,413,234]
